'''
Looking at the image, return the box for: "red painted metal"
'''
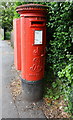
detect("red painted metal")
[16,4,48,81]
[13,18,21,70]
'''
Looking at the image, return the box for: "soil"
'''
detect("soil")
[42,97,71,118]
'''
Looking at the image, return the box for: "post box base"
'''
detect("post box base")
[21,78,43,102]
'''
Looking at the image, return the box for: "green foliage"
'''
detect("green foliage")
[1,2,14,31]
[5,31,11,40]
[46,2,73,76]
[2,37,4,40]
[58,62,73,115]
[44,2,73,116]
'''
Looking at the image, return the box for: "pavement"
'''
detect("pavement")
[0,40,2,120]
[1,40,46,119]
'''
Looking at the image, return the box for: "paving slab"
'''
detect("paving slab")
[0,40,2,120]
[15,93,45,118]
[2,40,18,118]
[1,40,46,119]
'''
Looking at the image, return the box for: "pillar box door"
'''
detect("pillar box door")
[16,4,48,101]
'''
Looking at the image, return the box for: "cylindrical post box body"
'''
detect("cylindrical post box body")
[21,17,46,82]
[13,18,21,71]
[16,4,48,101]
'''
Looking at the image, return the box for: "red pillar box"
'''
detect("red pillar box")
[16,4,48,101]
[13,18,21,71]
